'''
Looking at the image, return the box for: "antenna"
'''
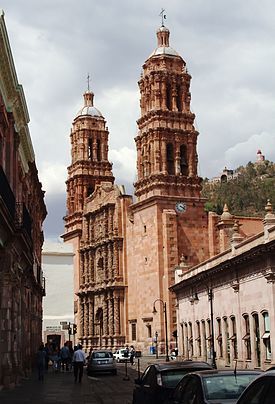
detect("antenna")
[159,8,167,26]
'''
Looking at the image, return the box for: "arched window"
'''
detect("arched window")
[196,321,201,357]
[97,139,101,161]
[242,314,251,360]
[252,313,261,367]
[262,312,272,360]
[180,145,188,175]
[176,85,182,112]
[230,316,238,359]
[166,143,175,175]
[88,138,93,160]
[166,82,172,110]
[87,186,94,197]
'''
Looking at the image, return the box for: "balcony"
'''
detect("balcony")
[0,166,15,218]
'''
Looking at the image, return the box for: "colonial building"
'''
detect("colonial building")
[0,12,46,388]
[63,23,265,356]
[42,241,74,347]
[172,201,275,370]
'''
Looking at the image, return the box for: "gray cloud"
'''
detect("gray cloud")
[3,0,275,237]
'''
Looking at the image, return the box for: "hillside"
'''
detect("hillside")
[202,160,275,216]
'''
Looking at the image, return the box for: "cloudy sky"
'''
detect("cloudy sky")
[3,0,275,240]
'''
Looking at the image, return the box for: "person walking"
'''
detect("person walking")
[129,345,136,365]
[73,344,86,383]
[37,343,46,381]
[60,342,70,371]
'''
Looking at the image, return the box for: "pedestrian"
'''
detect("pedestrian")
[129,345,136,365]
[37,343,46,381]
[43,342,50,371]
[73,344,86,383]
[60,342,70,371]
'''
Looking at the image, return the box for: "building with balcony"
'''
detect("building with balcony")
[0,11,47,388]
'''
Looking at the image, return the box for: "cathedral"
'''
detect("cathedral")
[62,22,210,353]
[62,23,262,354]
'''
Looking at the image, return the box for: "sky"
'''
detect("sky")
[2,0,275,240]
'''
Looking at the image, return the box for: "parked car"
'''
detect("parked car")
[236,370,275,404]
[87,350,117,375]
[132,360,212,404]
[166,369,262,404]
[113,348,130,362]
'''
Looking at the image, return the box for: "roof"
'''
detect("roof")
[152,360,212,372]
[189,369,262,377]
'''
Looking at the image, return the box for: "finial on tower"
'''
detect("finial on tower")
[87,73,91,92]
[159,8,167,27]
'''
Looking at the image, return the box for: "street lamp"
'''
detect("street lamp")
[152,299,169,362]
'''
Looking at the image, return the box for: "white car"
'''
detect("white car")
[113,348,129,362]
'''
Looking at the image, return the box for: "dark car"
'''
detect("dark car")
[167,369,262,404]
[236,370,275,404]
[87,350,117,376]
[132,360,212,404]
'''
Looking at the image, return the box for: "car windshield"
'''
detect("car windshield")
[203,374,258,400]
[92,352,113,359]
[161,370,193,388]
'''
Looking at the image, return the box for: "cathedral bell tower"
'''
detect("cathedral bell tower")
[63,88,114,240]
[134,24,201,201]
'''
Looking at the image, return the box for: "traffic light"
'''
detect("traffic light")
[73,324,77,334]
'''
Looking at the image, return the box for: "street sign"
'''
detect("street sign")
[62,324,70,330]
[60,321,68,325]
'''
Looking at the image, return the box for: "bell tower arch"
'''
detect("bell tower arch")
[134,25,201,201]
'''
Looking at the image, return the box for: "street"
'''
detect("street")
[0,362,141,404]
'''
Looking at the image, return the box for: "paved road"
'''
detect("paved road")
[0,355,171,403]
[0,362,139,404]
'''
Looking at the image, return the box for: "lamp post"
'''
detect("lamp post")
[153,299,169,362]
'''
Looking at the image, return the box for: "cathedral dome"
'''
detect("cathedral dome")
[149,25,179,58]
[75,91,103,119]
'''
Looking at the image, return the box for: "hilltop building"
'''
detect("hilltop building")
[62,23,265,357]
[0,12,46,388]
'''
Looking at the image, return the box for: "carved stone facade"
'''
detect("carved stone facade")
[0,12,46,388]
[63,23,265,355]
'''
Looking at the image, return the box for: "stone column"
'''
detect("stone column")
[161,140,167,173]
[79,300,84,339]
[103,297,108,336]
[114,295,120,336]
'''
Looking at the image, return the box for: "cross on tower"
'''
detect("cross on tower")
[159,8,166,26]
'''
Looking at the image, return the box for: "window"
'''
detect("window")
[196,321,202,356]
[262,312,272,361]
[166,82,172,110]
[97,139,101,161]
[243,314,251,360]
[176,85,182,112]
[131,323,137,341]
[224,317,230,365]
[230,316,238,359]
[189,322,193,356]
[253,313,261,367]
[201,320,207,360]
[88,138,93,159]
[217,318,223,357]
[166,143,175,175]
[146,324,152,338]
[180,145,188,175]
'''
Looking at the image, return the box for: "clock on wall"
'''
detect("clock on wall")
[175,201,187,213]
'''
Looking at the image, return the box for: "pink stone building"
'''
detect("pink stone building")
[0,12,47,388]
[62,22,270,362]
[172,202,275,370]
